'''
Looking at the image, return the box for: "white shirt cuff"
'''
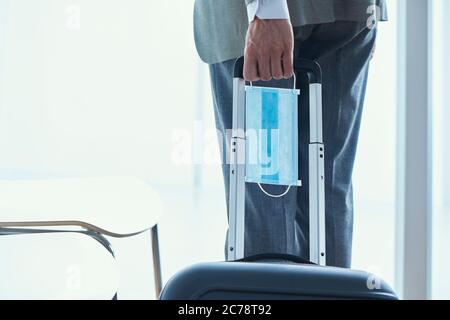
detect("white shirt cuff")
[247,0,290,23]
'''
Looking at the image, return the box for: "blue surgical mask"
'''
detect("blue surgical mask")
[245,84,300,196]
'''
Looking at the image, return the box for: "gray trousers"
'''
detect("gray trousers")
[209,22,377,268]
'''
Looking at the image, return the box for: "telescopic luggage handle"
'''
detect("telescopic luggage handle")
[228,57,326,266]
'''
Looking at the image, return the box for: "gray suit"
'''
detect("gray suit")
[194,0,387,64]
[197,1,387,267]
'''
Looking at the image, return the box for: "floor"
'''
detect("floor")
[0,178,448,299]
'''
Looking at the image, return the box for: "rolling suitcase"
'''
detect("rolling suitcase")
[160,57,397,300]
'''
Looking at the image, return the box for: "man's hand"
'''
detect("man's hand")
[244,17,294,81]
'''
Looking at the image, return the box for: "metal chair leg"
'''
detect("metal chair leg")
[151,224,162,298]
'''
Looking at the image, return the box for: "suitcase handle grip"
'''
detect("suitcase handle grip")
[233,56,322,84]
[236,253,315,265]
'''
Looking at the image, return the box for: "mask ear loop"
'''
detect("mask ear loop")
[252,74,297,198]
[258,183,292,198]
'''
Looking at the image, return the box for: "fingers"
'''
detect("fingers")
[244,50,260,82]
[271,52,284,80]
[258,55,271,82]
[282,50,294,79]
[244,51,290,82]
[243,45,276,82]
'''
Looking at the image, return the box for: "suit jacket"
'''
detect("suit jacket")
[194,0,387,64]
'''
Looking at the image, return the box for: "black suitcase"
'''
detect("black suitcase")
[160,58,397,300]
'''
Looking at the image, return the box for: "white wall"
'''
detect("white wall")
[0,0,198,188]
[431,0,450,300]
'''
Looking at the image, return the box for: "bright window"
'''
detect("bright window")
[431,0,450,300]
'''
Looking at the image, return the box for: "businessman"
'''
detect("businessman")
[194,0,387,268]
